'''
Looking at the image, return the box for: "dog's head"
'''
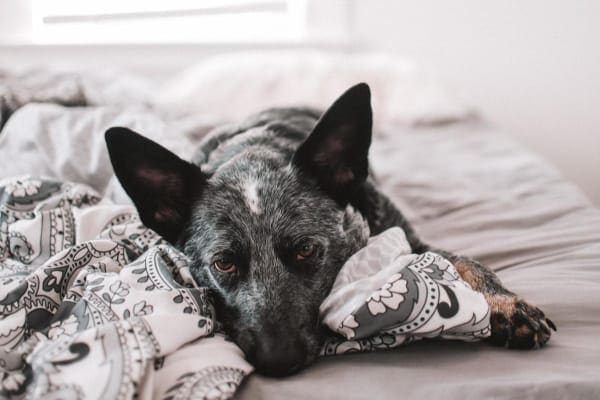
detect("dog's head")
[106,83,373,376]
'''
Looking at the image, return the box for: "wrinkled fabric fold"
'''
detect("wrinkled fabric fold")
[320,227,490,355]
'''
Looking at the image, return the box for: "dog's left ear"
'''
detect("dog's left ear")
[293,82,372,204]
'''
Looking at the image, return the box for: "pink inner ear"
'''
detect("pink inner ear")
[153,208,181,224]
[136,165,186,223]
[334,167,355,185]
[313,136,345,166]
[324,134,347,153]
[136,166,178,189]
[313,123,355,164]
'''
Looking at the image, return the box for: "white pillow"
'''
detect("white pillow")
[155,51,475,127]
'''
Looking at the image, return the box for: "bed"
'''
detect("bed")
[1,53,599,399]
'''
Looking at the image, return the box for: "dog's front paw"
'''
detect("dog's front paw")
[486,295,556,349]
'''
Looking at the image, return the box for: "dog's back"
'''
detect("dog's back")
[191,107,321,172]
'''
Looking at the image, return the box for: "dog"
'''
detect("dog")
[105,83,556,377]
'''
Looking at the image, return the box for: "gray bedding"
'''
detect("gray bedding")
[1,70,599,399]
[238,122,600,399]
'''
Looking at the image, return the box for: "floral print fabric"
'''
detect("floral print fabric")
[320,227,491,355]
[0,177,251,399]
[0,177,490,399]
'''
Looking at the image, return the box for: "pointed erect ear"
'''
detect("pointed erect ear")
[105,127,204,243]
[292,83,373,204]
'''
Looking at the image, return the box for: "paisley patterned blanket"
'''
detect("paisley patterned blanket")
[0,177,490,399]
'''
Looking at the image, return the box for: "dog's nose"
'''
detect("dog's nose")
[249,337,306,377]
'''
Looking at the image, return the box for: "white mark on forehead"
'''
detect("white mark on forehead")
[243,179,262,214]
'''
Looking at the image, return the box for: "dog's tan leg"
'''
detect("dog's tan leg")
[437,252,556,349]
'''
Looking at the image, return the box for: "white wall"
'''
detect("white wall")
[352,0,600,205]
[0,0,32,44]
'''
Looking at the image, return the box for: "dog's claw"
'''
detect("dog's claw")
[487,296,555,349]
[546,318,557,332]
[539,319,551,336]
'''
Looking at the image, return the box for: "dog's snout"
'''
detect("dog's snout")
[224,293,325,376]
[247,335,306,377]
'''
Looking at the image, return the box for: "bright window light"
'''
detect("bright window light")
[31,0,312,44]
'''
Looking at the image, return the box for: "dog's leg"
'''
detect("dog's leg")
[433,251,556,349]
[357,183,556,349]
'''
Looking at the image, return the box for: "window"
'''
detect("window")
[30,0,349,45]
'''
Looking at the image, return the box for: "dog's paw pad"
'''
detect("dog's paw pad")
[487,296,556,349]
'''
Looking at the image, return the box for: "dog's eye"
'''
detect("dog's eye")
[214,257,237,273]
[295,242,316,261]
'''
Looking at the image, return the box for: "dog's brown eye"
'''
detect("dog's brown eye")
[214,258,237,273]
[296,243,316,260]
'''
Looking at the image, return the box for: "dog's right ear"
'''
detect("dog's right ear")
[105,127,205,243]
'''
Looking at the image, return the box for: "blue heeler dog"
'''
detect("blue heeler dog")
[105,83,556,376]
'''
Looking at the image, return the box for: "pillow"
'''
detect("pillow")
[155,51,475,127]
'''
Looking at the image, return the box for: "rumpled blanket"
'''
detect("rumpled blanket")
[0,67,154,132]
[320,227,491,354]
[0,177,490,399]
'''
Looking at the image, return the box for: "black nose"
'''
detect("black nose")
[248,337,306,377]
